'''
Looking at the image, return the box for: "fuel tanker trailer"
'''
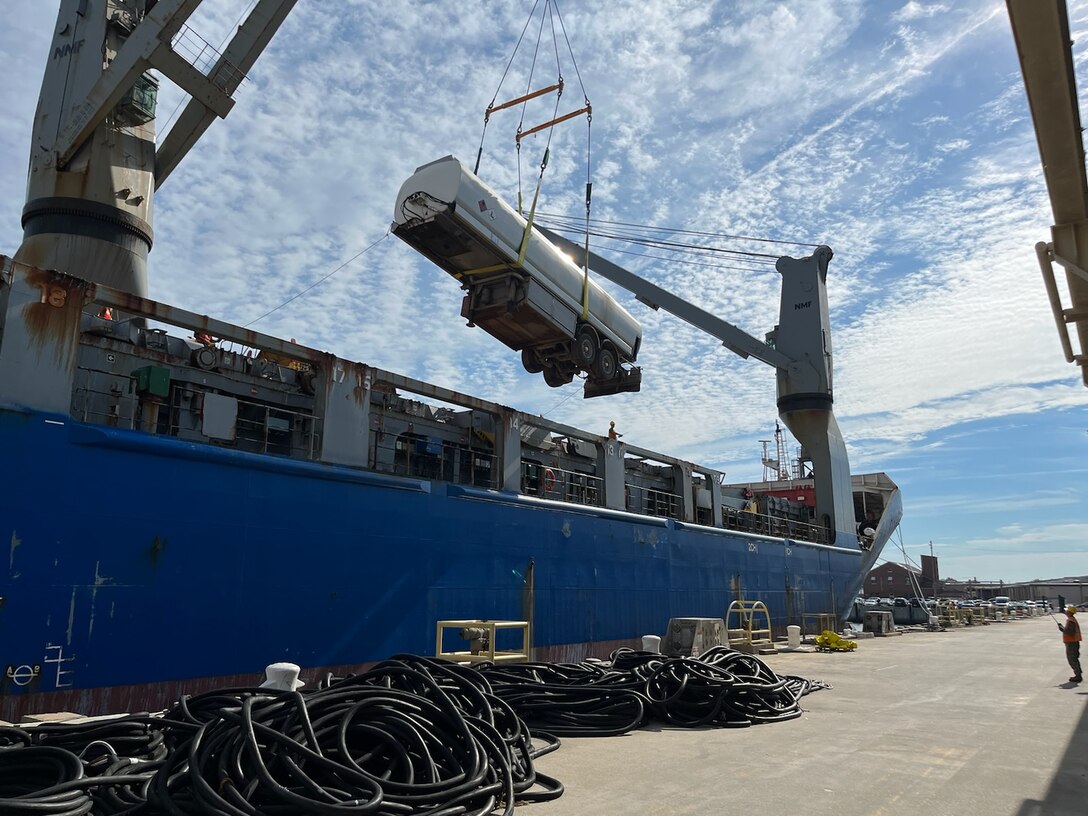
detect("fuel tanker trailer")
[393,155,642,393]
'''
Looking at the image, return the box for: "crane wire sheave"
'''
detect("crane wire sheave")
[474,0,595,320]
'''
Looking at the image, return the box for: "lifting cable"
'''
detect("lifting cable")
[473,1,594,317]
[536,212,826,278]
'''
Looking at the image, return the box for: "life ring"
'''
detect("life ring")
[543,468,557,493]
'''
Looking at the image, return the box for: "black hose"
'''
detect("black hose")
[476,645,829,735]
[2,648,825,814]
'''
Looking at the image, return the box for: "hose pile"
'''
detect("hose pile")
[476,645,829,735]
[476,660,647,737]
[0,657,562,816]
[0,649,826,814]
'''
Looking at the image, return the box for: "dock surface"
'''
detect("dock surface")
[532,616,1085,816]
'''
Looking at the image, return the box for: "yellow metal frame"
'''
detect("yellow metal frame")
[435,619,530,664]
[725,600,773,648]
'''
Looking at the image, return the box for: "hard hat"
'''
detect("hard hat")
[1068,605,1078,615]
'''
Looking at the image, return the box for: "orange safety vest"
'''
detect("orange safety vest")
[1064,616,1082,643]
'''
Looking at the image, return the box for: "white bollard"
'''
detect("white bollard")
[259,662,305,690]
[641,634,662,653]
[787,625,801,649]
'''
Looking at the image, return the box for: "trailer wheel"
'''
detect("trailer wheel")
[593,344,617,380]
[573,325,599,367]
[543,365,573,387]
[521,348,544,374]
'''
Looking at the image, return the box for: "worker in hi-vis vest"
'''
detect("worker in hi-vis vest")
[1057,605,1082,683]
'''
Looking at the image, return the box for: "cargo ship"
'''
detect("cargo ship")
[0,0,900,721]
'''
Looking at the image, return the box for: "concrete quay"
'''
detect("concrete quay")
[532,616,1085,816]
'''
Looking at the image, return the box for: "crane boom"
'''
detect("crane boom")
[1007,0,1088,385]
[539,227,855,543]
[16,0,295,300]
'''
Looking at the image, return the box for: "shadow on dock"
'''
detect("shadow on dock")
[1016,690,1088,816]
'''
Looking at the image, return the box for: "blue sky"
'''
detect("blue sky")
[1,1,1085,582]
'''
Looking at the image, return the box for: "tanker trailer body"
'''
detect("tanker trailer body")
[392,156,641,391]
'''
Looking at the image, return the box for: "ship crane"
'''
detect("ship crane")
[539,227,855,543]
[16,0,296,300]
[1007,0,1088,386]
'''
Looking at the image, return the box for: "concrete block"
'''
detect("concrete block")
[864,610,895,635]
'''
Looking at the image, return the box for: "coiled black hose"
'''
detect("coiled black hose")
[0,726,33,748]
[1,649,824,814]
[146,657,563,816]
[476,646,828,735]
[0,745,152,816]
[30,716,168,770]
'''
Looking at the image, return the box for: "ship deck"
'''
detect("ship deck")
[530,616,1084,816]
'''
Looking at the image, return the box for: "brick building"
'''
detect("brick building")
[866,562,926,598]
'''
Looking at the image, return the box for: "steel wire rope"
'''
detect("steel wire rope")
[543,225,785,270]
[542,221,786,262]
[534,1,596,312]
[474,0,544,174]
[537,374,585,419]
[539,212,820,249]
[243,231,390,328]
[574,240,785,275]
[538,212,785,254]
[540,222,785,267]
[514,6,554,211]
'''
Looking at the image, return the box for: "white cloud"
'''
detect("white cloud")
[893,3,950,24]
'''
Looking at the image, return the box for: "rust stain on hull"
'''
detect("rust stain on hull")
[22,267,90,369]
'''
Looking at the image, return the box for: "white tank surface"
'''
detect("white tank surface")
[393,156,642,390]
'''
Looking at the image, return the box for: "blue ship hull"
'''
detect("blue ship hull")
[1,405,869,720]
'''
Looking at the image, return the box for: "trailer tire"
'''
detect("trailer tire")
[521,348,544,374]
[593,344,617,380]
[543,365,572,387]
[574,325,599,367]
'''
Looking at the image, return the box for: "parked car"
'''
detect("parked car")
[893,597,909,607]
